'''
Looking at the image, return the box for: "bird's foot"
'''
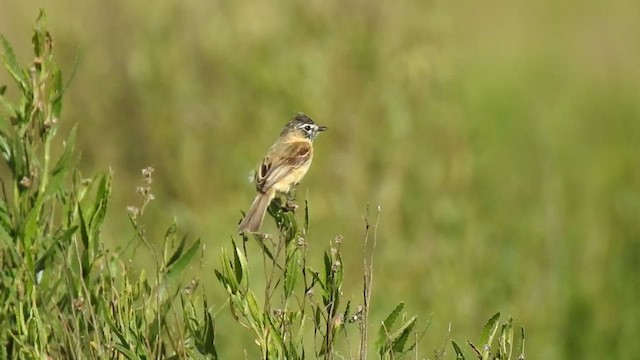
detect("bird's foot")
[282,199,299,212]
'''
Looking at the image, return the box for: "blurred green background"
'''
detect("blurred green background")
[2,1,639,358]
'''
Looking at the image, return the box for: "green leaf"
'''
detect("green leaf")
[478,311,500,358]
[266,316,287,358]
[32,10,47,57]
[163,220,178,260]
[390,315,416,354]
[21,194,44,250]
[166,238,201,284]
[0,35,28,93]
[165,231,187,269]
[0,197,12,237]
[252,232,276,262]
[78,203,89,250]
[322,251,332,303]
[78,203,94,280]
[246,290,263,328]
[295,313,307,346]
[517,327,525,360]
[377,302,405,351]
[232,239,249,289]
[303,199,309,233]
[220,248,238,294]
[50,67,63,119]
[468,341,482,358]
[284,242,300,298]
[34,227,77,276]
[0,133,10,170]
[104,308,142,360]
[452,341,466,360]
[89,171,111,238]
[214,269,229,291]
[45,125,76,198]
[334,251,343,292]
[200,299,218,358]
[499,316,513,359]
[112,343,142,360]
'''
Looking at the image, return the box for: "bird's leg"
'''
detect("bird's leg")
[282,185,299,212]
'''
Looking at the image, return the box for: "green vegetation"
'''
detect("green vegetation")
[0,12,215,359]
[1,1,639,359]
[0,14,526,359]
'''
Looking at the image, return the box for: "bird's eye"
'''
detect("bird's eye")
[304,125,312,131]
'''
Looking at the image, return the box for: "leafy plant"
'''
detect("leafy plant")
[215,199,431,359]
[1,10,525,360]
[451,312,525,360]
[0,10,215,359]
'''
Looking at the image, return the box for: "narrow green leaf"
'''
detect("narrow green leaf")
[45,125,76,198]
[295,313,307,346]
[32,11,46,57]
[233,240,249,289]
[214,269,229,291]
[341,300,351,327]
[166,232,187,270]
[232,240,244,288]
[390,315,416,354]
[163,221,178,262]
[468,341,482,358]
[89,171,111,235]
[78,203,89,249]
[50,67,63,119]
[377,302,405,350]
[34,236,60,275]
[405,313,433,354]
[12,135,25,176]
[322,251,332,304]
[0,35,28,92]
[103,309,140,360]
[314,306,322,331]
[499,316,513,359]
[21,194,44,247]
[246,290,263,328]
[335,251,344,290]
[478,311,500,355]
[0,218,12,245]
[452,341,466,360]
[518,327,525,360]
[201,299,218,358]
[166,238,201,284]
[221,249,238,294]
[266,316,287,358]
[303,199,309,232]
[284,243,300,298]
[112,343,142,360]
[253,232,276,262]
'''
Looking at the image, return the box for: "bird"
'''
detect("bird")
[237,113,327,234]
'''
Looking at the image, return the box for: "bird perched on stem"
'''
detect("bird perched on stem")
[237,113,327,234]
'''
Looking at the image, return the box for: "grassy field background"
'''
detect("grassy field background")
[1,1,639,358]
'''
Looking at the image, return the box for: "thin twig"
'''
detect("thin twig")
[360,204,380,359]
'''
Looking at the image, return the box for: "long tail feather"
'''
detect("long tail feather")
[237,191,274,233]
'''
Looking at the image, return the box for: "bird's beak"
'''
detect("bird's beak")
[317,125,328,132]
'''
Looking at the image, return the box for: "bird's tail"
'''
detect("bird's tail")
[237,191,274,234]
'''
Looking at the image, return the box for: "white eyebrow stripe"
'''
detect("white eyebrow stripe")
[298,123,316,130]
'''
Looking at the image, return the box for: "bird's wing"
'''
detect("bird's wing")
[255,141,312,193]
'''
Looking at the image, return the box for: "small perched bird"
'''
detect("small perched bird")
[237,113,327,233]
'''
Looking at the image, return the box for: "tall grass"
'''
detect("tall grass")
[0,12,215,359]
[0,12,526,359]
